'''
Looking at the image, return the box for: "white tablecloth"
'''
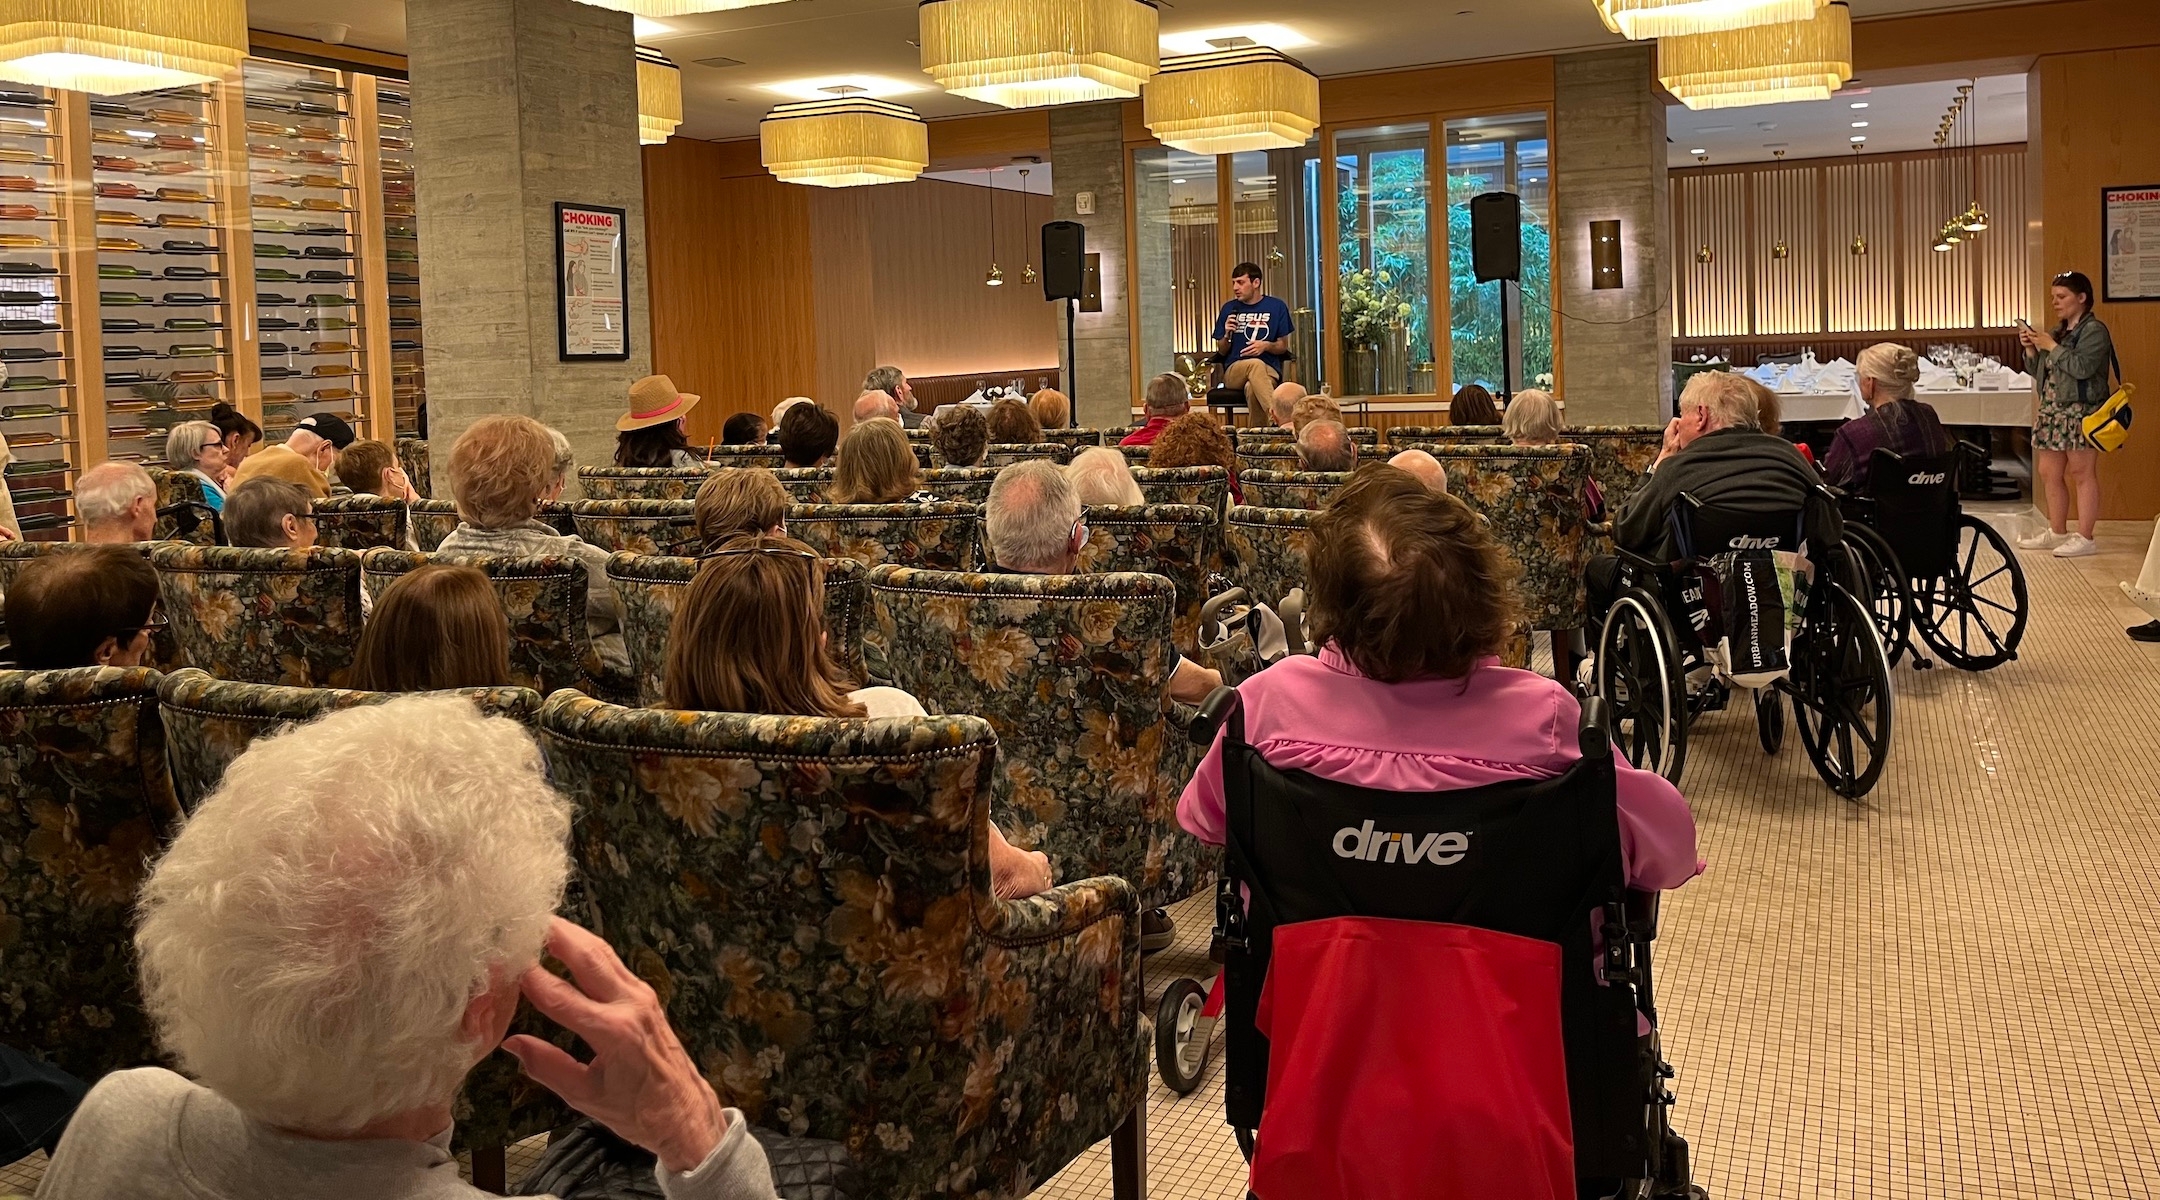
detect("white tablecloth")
[1776,389,2034,427]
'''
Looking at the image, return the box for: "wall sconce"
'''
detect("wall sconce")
[1695,244,1714,265]
[1850,234,1868,256]
[1591,219,1623,290]
[1771,239,1789,260]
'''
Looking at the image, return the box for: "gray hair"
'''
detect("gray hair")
[75,461,155,527]
[165,420,221,470]
[1679,371,1762,432]
[863,365,906,396]
[1856,342,1920,401]
[986,459,1081,570]
[545,426,576,488]
[1065,446,1144,506]
[1144,373,1191,417]
[135,695,572,1135]
[1295,420,1357,472]
[1502,389,1564,444]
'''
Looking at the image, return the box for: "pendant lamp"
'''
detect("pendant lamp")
[919,0,1158,109]
[637,48,682,145]
[1659,1,1851,111]
[760,95,929,188]
[1143,47,1318,156]
[1595,0,1825,40]
[0,0,247,94]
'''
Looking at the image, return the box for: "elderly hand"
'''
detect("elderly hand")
[1654,416,1685,466]
[503,918,725,1175]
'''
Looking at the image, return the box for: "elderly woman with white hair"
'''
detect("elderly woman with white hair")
[165,419,230,512]
[35,695,779,1200]
[1504,388,1604,521]
[1821,342,1951,492]
[1065,445,1145,506]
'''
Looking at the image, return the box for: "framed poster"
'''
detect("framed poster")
[2102,185,2160,302]
[555,201,630,359]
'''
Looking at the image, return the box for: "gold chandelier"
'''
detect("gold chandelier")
[919,0,1158,109]
[637,48,682,145]
[1595,0,1825,39]
[0,0,247,94]
[1143,48,1318,155]
[1658,1,1851,111]
[760,95,929,188]
[571,0,790,14]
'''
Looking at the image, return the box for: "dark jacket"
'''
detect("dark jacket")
[1611,426,1842,561]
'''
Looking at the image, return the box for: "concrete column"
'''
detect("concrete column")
[407,0,653,473]
[1049,103,1132,429]
[1553,46,1671,425]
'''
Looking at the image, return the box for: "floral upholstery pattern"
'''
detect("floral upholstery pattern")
[409,499,460,551]
[787,503,979,572]
[1130,466,1229,514]
[1074,503,1219,653]
[1043,428,1105,449]
[310,494,409,551]
[1239,469,1354,511]
[361,549,622,698]
[706,446,786,469]
[1383,424,1504,447]
[982,443,1071,467]
[1222,504,1318,611]
[0,542,183,670]
[1232,445,1301,475]
[395,437,432,499]
[607,553,869,707]
[868,566,1211,913]
[1568,425,1665,515]
[1234,426,1380,447]
[1410,444,1591,631]
[145,467,219,545]
[920,468,1000,505]
[531,693,1146,1199]
[577,467,713,502]
[775,468,834,504]
[1113,444,1152,463]
[570,500,701,557]
[0,666,182,1081]
[150,544,364,686]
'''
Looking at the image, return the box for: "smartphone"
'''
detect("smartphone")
[2014,317,2034,330]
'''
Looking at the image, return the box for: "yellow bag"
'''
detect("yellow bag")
[2082,346,2133,452]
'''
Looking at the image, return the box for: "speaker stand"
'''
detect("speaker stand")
[1496,279,1514,402]
[1064,297,1077,414]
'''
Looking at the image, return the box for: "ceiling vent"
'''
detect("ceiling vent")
[693,56,745,69]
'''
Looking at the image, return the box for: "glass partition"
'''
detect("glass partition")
[1228,140,1323,395]
[1445,112,1550,394]
[1131,147,1217,396]
[1334,122,1431,396]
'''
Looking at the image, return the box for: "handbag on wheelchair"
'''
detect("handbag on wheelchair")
[1669,497,1810,692]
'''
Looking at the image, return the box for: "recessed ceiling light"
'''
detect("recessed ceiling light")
[632,16,675,37]
[1172,178,1186,184]
[1689,147,1707,154]
[1850,135,1867,143]
[1159,22,1313,56]
[1850,102,1869,109]
[762,75,924,101]
[1851,121,1869,128]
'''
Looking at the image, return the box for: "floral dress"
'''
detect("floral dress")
[2028,315,2115,451]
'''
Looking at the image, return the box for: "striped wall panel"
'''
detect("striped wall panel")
[1977,148,2030,328]
[1822,159,1900,332]
[1752,168,1820,335]
[1675,171,1751,337]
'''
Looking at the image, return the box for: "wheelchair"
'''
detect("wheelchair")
[1156,687,1706,1199]
[1836,445,2027,672]
[1592,491,1894,800]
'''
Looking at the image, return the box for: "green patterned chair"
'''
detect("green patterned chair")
[145,466,220,545]
[1223,504,1319,611]
[1234,425,1381,447]
[569,499,700,556]
[408,498,459,551]
[869,566,1211,916]
[395,436,431,498]
[0,665,183,1081]
[920,467,1000,504]
[155,667,542,811]
[150,544,364,686]
[1043,427,1105,449]
[1113,443,1152,463]
[704,445,786,469]
[1075,503,1219,654]
[576,466,713,501]
[533,692,1146,1200]
[774,467,833,503]
[1232,443,1302,475]
[1412,444,1593,637]
[1130,465,1230,513]
[982,442,1071,467]
[787,502,979,571]
[607,552,869,707]
[360,549,629,699]
[1239,469,1355,511]
[1384,424,1504,448]
[1568,424,1665,515]
[310,494,409,551]
[0,542,183,670]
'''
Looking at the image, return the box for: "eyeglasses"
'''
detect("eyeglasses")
[118,605,168,639]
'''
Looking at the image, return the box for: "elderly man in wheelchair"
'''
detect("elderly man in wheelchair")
[1584,372,1893,799]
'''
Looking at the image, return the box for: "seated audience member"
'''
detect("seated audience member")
[36,696,780,1200]
[75,462,158,544]
[1823,343,1951,492]
[1504,388,1604,521]
[665,533,1051,899]
[1386,449,1449,494]
[543,426,576,503]
[223,478,319,550]
[1269,382,1308,429]
[1120,373,1192,447]
[694,468,789,547]
[348,564,512,692]
[1029,388,1071,431]
[928,403,989,468]
[1066,446,1145,506]
[776,401,840,469]
[863,365,922,428]
[209,402,261,466]
[4,545,159,669]
[165,421,229,512]
[230,413,350,498]
[1288,392,1342,434]
[770,396,812,433]
[721,412,768,446]
[987,398,1043,445]
[852,390,900,424]
[1739,376,1816,467]
[1296,419,1357,473]
[1148,411,1242,504]
[616,375,704,469]
[1450,383,1499,427]
[333,438,416,501]
[829,418,932,505]
[438,414,628,673]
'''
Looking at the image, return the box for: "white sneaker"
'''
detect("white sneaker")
[2054,534,2099,558]
[2016,528,2068,550]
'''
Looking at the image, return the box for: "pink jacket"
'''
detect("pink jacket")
[1178,645,1703,892]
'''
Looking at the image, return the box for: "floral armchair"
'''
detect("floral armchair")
[1113,443,1152,463]
[150,544,364,686]
[787,502,979,571]
[1130,465,1229,514]
[982,443,1071,467]
[920,467,1000,504]
[1235,426,1380,447]
[576,466,713,501]
[1385,424,1504,447]
[1567,424,1665,515]
[1421,444,1592,633]
[1222,504,1318,611]
[395,436,432,499]
[145,466,220,545]
[1231,444,1301,475]
[527,691,1147,1200]
[1043,428,1106,449]
[311,494,410,551]
[606,552,869,707]
[868,565,1211,914]
[361,548,624,698]
[775,467,834,503]
[0,666,183,1081]
[1239,469,1355,511]
[408,498,459,551]
[1074,502,1219,654]
[570,499,701,556]
[706,445,786,469]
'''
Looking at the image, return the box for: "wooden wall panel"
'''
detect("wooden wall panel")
[1822,160,1900,332]
[1674,172,1750,336]
[1977,148,2030,327]
[1752,168,1820,335]
[856,178,1061,381]
[808,188,876,418]
[1899,156,1976,331]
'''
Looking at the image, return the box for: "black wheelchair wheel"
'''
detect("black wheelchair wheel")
[1755,687,1784,755]
[1910,515,2027,671]
[1154,977,1210,1095]
[1597,587,1688,785]
[1790,581,1895,799]
[1842,526,1914,668]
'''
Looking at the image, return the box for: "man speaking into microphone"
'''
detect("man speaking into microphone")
[1214,261,1296,416]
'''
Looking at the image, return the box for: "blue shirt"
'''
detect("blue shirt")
[1213,295,1295,375]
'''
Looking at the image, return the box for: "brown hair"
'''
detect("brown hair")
[349,564,512,692]
[661,534,865,716]
[1289,393,1342,433]
[987,398,1043,445]
[4,545,158,669]
[224,477,315,548]
[693,468,788,546]
[1739,376,1781,436]
[1029,388,1070,430]
[776,402,839,467]
[829,417,922,504]
[1306,465,1521,683]
[334,438,396,495]
[1148,411,1236,472]
[929,404,988,467]
[448,414,553,528]
[1449,384,1499,427]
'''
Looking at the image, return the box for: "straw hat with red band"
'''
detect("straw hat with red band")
[618,374,701,431]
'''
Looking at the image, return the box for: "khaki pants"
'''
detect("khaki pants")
[1224,358,1279,416]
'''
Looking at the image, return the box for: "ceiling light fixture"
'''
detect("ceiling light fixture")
[1158,21,1312,57]
[984,168,1003,286]
[920,0,1159,109]
[571,0,790,15]
[1019,165,1038,285]
[1689,147,1708,154]
[1850,135,1866,142]
[1142,47,1318,155]
[1849,101,1868,109]
[1850,120,1868,127]
[1595,0,1825,39]
[1659,1,1852,111]
[636,48,682,145]
[0,0,248,94]
[763,75,925,101]
[759,92,930,187]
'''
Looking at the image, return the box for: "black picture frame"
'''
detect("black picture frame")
[2100,184,2160,304]
[554,201,631,360]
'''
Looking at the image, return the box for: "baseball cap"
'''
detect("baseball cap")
[295,412,355,448]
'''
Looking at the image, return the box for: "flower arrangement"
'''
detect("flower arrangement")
[1340,267,1414,347]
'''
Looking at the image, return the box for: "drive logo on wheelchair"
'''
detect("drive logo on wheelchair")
[1331,820,1470,865]
[1907,470,1947,486]
[1725,534,1783,550]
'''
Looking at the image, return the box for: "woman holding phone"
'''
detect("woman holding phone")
[2018,270,2114,557]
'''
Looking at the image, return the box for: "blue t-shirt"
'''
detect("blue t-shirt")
[1213,295,1295,375]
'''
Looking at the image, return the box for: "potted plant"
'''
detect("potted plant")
[1340,268,1413,397]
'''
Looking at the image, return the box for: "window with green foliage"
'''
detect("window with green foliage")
[1334,123,1431,395]
[1446,114,1552,393]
